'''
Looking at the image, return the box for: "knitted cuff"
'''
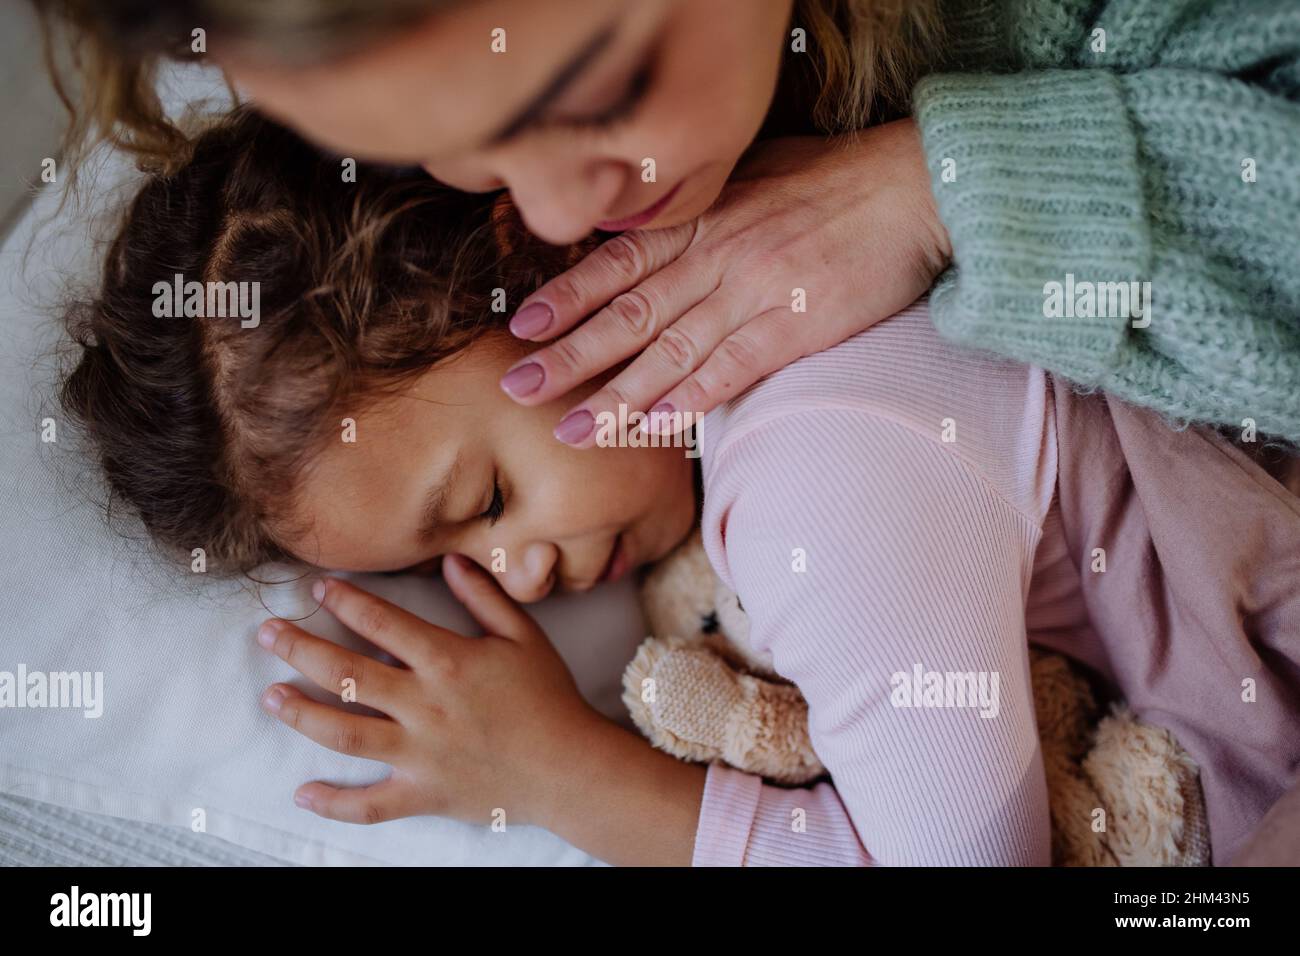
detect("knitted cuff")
[914,69,1153,384]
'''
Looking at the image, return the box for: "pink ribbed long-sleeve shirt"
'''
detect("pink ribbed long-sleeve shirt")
[691,299,1062,866]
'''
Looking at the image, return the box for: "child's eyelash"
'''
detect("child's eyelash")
[481,478,505,525]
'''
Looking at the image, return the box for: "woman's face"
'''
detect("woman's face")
[218,0,793,243]
[281,335,699,604]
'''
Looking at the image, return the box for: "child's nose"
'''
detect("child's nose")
[491,541,560,605]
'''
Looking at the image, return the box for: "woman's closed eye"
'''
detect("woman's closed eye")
[543,59,654,135]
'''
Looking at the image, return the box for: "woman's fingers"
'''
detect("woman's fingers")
[501,258,715,411]
[507,222,697,344]
[550,290,747,447]
[649,307,815,432]
[315,577,465,668]
[293,777,423,825]
[499,229,712,410]
[262,683,403,761]
[440,554,541,644]
[258,618,407,709]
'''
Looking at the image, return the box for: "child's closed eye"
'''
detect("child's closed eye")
[481,476,505,525]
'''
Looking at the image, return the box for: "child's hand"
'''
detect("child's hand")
[256,553,600,827]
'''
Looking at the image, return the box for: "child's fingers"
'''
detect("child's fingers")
[441,553,542,643]
[316,577,466,666]
[293,778,421,826]
[258,618,407,711]
[262,683,403,761]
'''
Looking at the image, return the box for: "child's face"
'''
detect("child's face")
[281,335,698,604]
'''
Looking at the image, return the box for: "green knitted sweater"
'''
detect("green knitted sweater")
[913,0,1300,441]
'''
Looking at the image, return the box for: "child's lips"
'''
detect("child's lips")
[597,533,630,585]
[564,534,631,592]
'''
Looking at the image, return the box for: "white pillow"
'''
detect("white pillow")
[0,70,648,866]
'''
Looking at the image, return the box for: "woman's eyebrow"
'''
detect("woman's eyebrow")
[416,452,465,541]
[487,18,621,144]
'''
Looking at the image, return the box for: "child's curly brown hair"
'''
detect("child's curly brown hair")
[60,106,589,574]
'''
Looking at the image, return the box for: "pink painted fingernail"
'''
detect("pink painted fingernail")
[500,362,545,398]
[554,409,595,445]
[509,303,553,338]
[641,402,675,434]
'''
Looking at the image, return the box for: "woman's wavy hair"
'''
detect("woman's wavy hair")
[34,0,943,176]
[60,106,585,573]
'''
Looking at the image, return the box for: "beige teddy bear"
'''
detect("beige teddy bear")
[623,530,1211,866]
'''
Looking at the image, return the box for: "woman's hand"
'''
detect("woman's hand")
[255,554,601,828]
[499,119,951,446]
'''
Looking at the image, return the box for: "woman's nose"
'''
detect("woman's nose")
[501,157,627,244]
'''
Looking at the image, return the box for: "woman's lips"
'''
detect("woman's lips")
[595,182,682,232]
